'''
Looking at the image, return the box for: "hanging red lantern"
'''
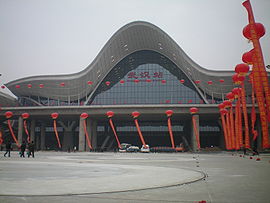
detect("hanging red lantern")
[242,49,254,65]
[1,85,5,89]
[22,113,30,119]
[132,111,140,118]
[5,111,13,119]
[15,85,20,88]
[220,109,228,115]
[195,80,200,84]
[218,103,225,109]
[87,81,93,85]
[207,81,213,85]
[106,111,114,118]
[232,74,245,85]
[60,82,65,87]
[232,87,241,97]
[146,79,152,83]
[161,80,166,84]
[235,64,250,76]
[80,113,89,119]
[243,23,265,40]
[223,100,232,108]
[226,92,235,101]
[39,84,44,88]
[120,80,125,84]
[180,79,185,84]
[165,110,174,117]
[189,107,198,114]
[105,81,111,86]
[51,112,59,119]
[27,84,32,88]
[219,79,225,83]
[134,79,140,83]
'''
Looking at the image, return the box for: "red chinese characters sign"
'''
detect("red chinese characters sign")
[127,72,163,79]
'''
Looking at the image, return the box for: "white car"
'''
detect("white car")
[140,144,150,153]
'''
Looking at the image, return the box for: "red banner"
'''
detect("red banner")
[249,74,257,139]
[23,120,30,143]
[241,84,251,149]
[83,119,92,150]
[243,0,270,148]
[221,113,229,150]
[167,117,175,149]
[0,131,3,145]
[192,116,200,150]
[109,118,121,149]
[234,100,240,150]
[229,107,235,149]
[7,120,19,147]
[225,113,232,150]
[53,120,62,148]
[238,97,243,148]
[134,119,147,148]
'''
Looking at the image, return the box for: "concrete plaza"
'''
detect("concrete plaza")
[0,151,269,203]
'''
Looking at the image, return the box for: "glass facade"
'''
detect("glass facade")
[88,50,204,105]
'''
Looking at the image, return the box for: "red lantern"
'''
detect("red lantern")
[195,80,200,84]
[132,111,140,118]
[218,103,225,109]
[242,49,254,65]
[161,80,166,84]
[180,79,185,84]
[220,109,228,115]
[219,79,224,83]
[15,85,20,88]
[235,64,250,76]
[243,23,265,40]
[146,79,152,83]
[166,110,174,117]
[1,85,5,89]
[232,74,245,85]
[39,84,44,88]
[223,100,232,108]
[60,82,65,87]
[80,113,88,119]
[87,81,93,85]
[22,113,29,119]
[105,81,110,86]
[27,84,32,88]
[226,92,235,101]
[120,80,125,84]
[232,88,241,97]
[106,111,114,118]
[5,111,13,119]
[207,81,213,85]
[134,79,140,83]
[189,107,198,114]
[51,112,59,119]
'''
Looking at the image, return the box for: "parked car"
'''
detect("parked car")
[126,145,140,152]
[140,144,150,153]
[119,143,131,152]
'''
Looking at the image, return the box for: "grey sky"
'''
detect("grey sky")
[0,0,269,96]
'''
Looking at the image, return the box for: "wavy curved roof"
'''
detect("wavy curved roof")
[6,21,249,102]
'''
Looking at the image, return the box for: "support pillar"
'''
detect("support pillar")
[78,117,85,151]
[40,123,46,150]
[18,116,23,145]
[30,119,36,143]
[191,114,200,151]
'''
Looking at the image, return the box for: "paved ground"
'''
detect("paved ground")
[0,151,269,203]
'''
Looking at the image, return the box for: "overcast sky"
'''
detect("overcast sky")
[0,0,269,96]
